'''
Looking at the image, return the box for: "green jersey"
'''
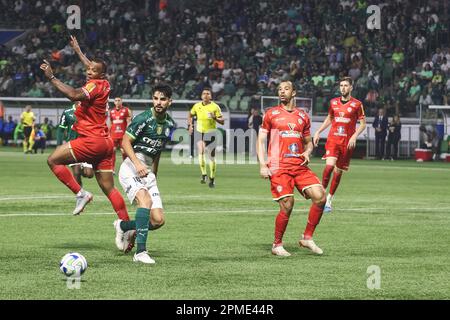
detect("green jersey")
[59,105,78,141]
[126,108,175,161]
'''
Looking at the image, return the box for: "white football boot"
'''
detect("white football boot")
[299,235,323,255]
[73,190,93,215]
[133,251,155,264]
[271,244,291,257]
[113,219,125,251]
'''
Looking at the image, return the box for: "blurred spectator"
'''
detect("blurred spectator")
[386,115,402,160]
[372,108,388,160]
[32,124,46,154]
[2,116,16,146]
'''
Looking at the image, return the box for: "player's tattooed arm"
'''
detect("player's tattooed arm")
[40,60,88,101]
[69,35,92,68]
[301,136,314,166]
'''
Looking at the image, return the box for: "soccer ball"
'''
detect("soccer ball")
[59,252,88,277]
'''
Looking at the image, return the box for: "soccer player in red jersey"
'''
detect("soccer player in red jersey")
[313,77,366,213]
[109,97,132,170]
[257,81,326,257]
[40,36,132,248]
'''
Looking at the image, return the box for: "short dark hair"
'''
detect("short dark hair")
[152,83,172,98]
[340,77,353,85]
[202,87,212,93]
[278,81,296,91]
[92,58,107,74]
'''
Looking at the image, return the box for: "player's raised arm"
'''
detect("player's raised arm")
[313,114,332,146]
[121,133,149,178]
[40,60,88,101]
[69,35,92,68]
[256,129,271,178]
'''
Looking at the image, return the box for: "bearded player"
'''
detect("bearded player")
[115,84,175,264]
[313,77,366,213]
[109,97,132,171]
[40,36,133,252]
[257,81,326,257]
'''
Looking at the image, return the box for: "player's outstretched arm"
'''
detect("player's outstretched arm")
[313,115,332,146]
[40,60,88,101]
[256,130,271,179]
[70,35,91,68]
[121,134,149,177]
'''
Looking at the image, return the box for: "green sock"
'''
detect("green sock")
[135,208,150,253]
[209,158,216,179]
[120,220,136,232]
[199,154,207,175]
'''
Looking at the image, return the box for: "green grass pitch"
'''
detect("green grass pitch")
[0,147,449,299]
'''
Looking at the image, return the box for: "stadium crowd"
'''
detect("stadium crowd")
[0,0,449,116]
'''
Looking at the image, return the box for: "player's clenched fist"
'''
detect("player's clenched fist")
[260,165,272,179]
[40,59,54,79]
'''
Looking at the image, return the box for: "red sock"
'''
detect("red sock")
[322,165,334,189]
[330,171,342,195]
[304,203,324,239]
[51,165,81,194]
[274,210,290,246]
[107,188,130,221]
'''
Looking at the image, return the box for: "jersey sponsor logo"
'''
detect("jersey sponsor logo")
[332,101,338,105]
[287,123,296,131]
[299,112,306,119]
[350,102,356,107]
[334,126,347,136]
[284,143,302,158]
[272,110,280,115]
[280,131,302,138]
[113,119,124,124]
[335,112,351,123]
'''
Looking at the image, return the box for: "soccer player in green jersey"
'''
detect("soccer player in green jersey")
[115,84,175,264]
[58,103,94,187]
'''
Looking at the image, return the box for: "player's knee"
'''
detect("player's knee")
[312,193,327,207]
[136,190,152,208]
[152,215,165,228]
[280,197,294,214]
[47,155,55,168]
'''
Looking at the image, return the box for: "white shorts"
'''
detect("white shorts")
[118,157,163,209]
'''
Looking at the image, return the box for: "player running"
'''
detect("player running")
[115,84,175,264]
[109,97,132,171]
[313,77,366,213]
[188,88,224,188]
[58,102,94,186]
[257,81,326,257]
[40,36,132,243]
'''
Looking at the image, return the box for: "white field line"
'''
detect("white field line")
[1,207,450,218]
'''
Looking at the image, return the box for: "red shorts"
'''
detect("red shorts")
[69,136,114,172]
[112,137,123,149]
[322,141,354,171]
[270,166,322,201]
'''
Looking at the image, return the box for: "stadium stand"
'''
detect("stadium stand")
[0,0,449,116]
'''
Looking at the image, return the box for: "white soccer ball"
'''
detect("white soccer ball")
[59,252,88,277]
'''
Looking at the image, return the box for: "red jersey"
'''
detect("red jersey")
[73,79,111,137]
[109,106,131,139]
[327,97,365,145]
[261,105,311,170]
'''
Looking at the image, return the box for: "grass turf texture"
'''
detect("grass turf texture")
[0,147,449,299]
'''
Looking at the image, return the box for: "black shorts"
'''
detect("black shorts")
[194,131,219,148]
[23,126,32,138]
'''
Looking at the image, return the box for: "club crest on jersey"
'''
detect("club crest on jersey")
[277,185,283,193]
[298,118,303,125]
[347,107,352,113]
[157,126,162,135]
[287,123,296,131]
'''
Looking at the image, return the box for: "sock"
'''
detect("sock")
[274,210,290,246]
[326,193,333,205]
[303,203,325,239]
[135,207,150,253]
[199,153,207,175]
[28,139,34,151]
[51,165,82,194]
[121,220,155,232]
[322,165,334,189]
[107,188,130,221]
[23,140,27,152]
[209,158,216,179]
[330,171,342,195]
